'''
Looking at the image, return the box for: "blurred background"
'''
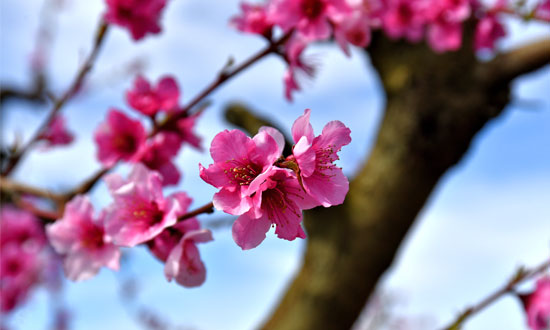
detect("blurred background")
[1,0,549,329]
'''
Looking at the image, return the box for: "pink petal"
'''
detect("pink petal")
[209,129,254,163]
[259,126,286,155]
[165,239,207,287]
[303,168,349,207]
[293,135,316,177]
[213,188,252,215]
[291,109,314,143]
[232,212,271,250]
[156,76,180,110]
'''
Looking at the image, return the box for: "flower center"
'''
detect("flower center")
[225,160,261,186]
[114,134,137,155]
[301,0,325,20]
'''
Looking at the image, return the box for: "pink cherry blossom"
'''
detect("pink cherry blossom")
[175,112,203,150]
[39,115,74,147]
[474,14,506,51]
[104,0,167,41]
[427,0,471,22]
[268,0,352,41]
[103,163,191,247]
[126,75,180,116]
[426,16,463,53]
[382,0,426,42]
[231,2,274,37]
[46,195,120,281]
[524,277,550,330]
[535,0,550,21]
[283,37,316,101]
[334,10,372,56]
[163,221,213,287]
[0,244,41,311]
[0,206,46,252]
[232,168,317,250]
[94,108,147,166]
[291,109,351,207]
[139,132,182,186]
[0,207,46,312]
[199,129,283,216]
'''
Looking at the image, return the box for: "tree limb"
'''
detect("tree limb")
[478,38,550,86]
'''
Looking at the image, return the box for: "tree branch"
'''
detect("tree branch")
[441,259,550,330]
[478,38,550,86]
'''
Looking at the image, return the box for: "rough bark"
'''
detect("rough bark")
[223,33,549,329]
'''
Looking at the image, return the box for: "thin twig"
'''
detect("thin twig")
[1,20,110,176]
[152,31,293,135]
[0,176,64,202]
[442,259,550,330]
[177,202,215,222]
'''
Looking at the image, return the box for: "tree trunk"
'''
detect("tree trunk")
[258,30,549,329]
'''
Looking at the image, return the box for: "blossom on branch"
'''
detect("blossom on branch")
[200,110,351,249]
[290,109,351,207]
[199,128,283,216]
[46,195,121,281]
[139,132,182,186]
[126,75,180,116]
[104,0,168,41]
[94,108,147,166]
[231,2,274,37]
[103,163,191,247]
[522,277,550,330]
[232,168,317,250]
[39,115,74,148]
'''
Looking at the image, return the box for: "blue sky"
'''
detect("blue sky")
[1,0,549,329]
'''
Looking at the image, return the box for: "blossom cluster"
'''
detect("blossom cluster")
[230,0,549,101]
[200,109,351,250]
[46,165,212,288]
[94,74,201,186]
[0,207,50,312]
[42,74,211,287]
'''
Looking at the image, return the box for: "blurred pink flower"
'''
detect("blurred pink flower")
[175,112,203,150]
[199,129,282,216]
[426,16,463,52]
[535,0,550,21]
[283,36,316,101]
[382,0,426,42]
[268,0,352,41]
[291,109,351,207]
[231,2,273,37]
[163,220,213,287]
[103,163,190,246]
[39,115,74,147]
[0,206,46,252]
[0,207,46,313]
[474,14,506,51]
[523,277,550,330]
[94,108,147,166]
[104,0,167,41]
[334,10,372,56]
[139,132,182,186]
[126,75,180,116]
[46,195,120,281]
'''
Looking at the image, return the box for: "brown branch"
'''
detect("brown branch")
[62,166,113,202]
[442,259,550,330]
[1,20,109,176]
[478,38,550,86]
[153,31,292,135]
[0,176,64,202]
[177,202,215,222]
